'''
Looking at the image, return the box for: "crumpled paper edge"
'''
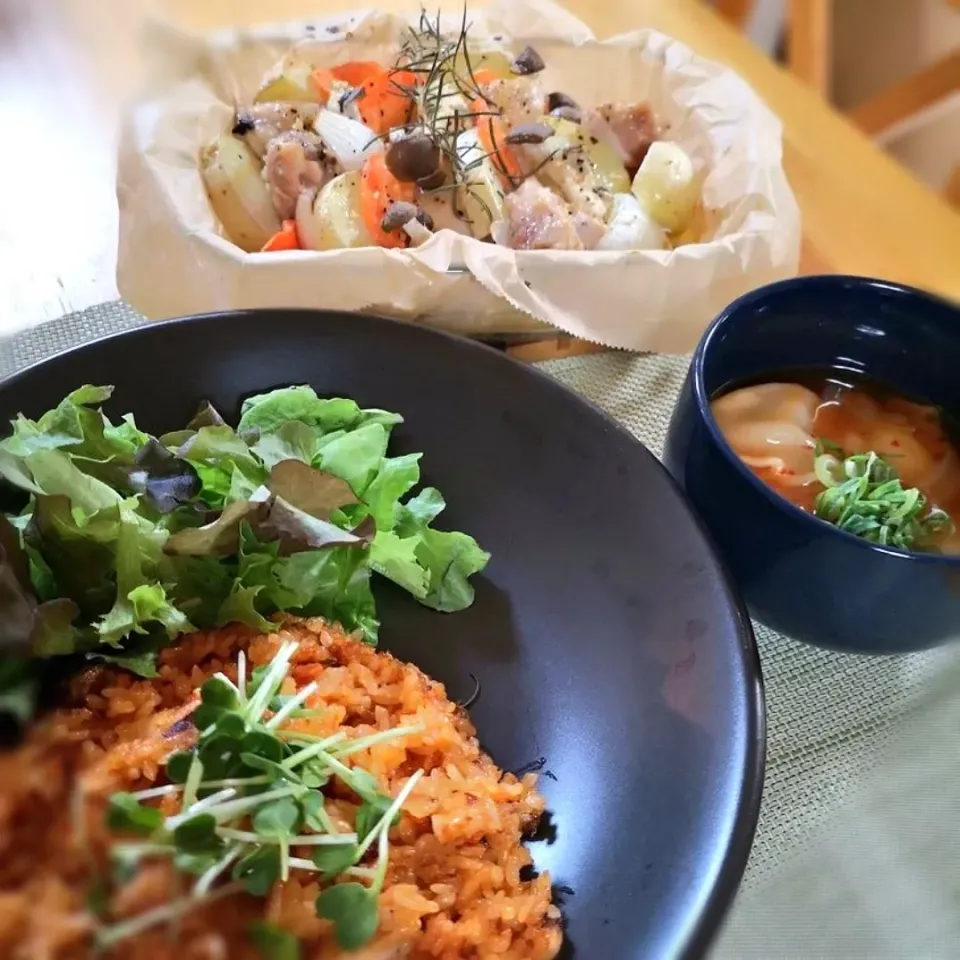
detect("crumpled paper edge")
[116,0,800,352]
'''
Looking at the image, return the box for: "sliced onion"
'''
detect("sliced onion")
[596,193,665,251]
[314,110,382,172]
[294,188,323,251]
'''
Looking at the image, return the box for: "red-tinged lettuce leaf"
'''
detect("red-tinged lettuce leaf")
[163,496,268,557]
[165,486,368,559]
[254,497,368,556]
[265,461,358,518]
[186,401,227,431]
[128,439,201,514]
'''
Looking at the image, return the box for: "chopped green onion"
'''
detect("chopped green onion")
[812,447,954,550]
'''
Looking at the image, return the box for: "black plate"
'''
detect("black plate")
[0,310,764,959]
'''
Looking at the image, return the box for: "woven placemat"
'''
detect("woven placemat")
[6,303,960,959]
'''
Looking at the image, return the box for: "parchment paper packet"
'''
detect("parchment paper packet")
[117,0,800,352]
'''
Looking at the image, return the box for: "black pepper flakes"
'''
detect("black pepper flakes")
[589,136,599,145]
[326,24,340,33]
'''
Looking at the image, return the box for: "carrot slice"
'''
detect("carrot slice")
[332,60,383,86]
[261,220,300,252]
[471,68,499,87]
[357,68,416,135]
[469,97,523,185]
[311,61,383,101]
[310,68,336,101]
[360,153,418,248]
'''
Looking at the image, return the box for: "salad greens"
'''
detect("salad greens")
[0,385,489,714]
[813,447,954,549]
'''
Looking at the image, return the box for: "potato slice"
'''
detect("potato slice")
[454,129,505,239]
[255,60,321,104]
[310,172,376,250]
[452,48,514,82]
[200,134,281,252]
[631,141,698,235]
[543,117,631,195]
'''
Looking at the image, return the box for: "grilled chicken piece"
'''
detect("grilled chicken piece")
[503,178,583,250]
[263,131,331,220]
[593,101,657,170]
[484,77,547,128]
[572,212,607,249]
[234,103,320,159]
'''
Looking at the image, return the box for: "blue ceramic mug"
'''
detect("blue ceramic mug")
[663,276,960,654]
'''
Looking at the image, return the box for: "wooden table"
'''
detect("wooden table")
[1,0,958,341]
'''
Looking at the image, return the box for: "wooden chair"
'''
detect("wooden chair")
[713,0,960,206]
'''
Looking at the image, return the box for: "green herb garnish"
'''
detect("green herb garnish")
[94,642,424,951]
[813,449,954,550]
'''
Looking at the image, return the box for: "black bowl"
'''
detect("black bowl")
[664,275,960,654]
[0,310,764,959]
